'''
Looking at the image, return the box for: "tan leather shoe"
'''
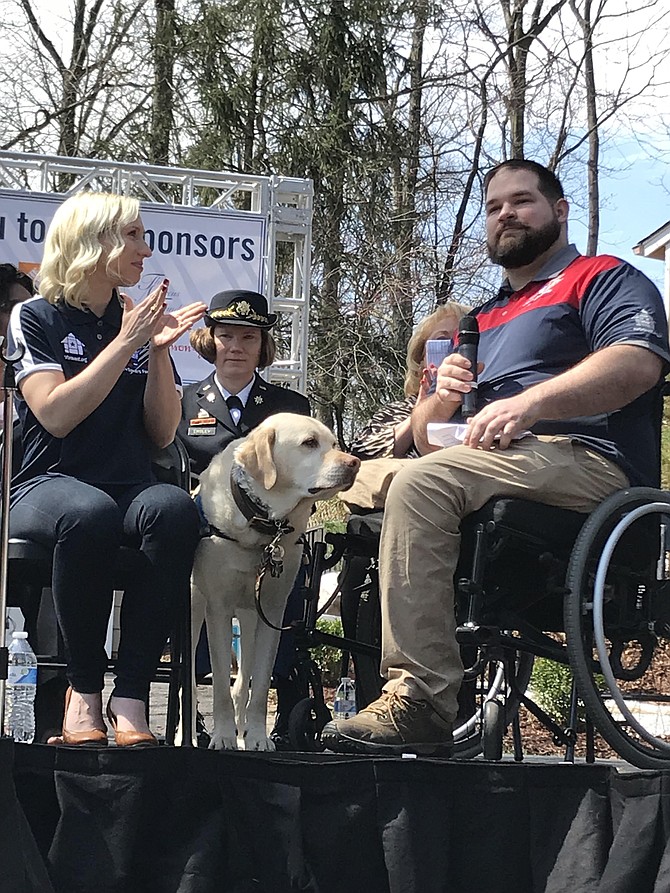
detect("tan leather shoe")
[55,687,108,747]
[106,699,158,748]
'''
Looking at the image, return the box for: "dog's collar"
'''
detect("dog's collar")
[230,462,295,538]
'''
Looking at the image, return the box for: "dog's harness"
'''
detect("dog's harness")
[195,492,236,542]
[196,463,297,632]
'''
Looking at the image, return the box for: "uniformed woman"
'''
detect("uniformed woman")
[7,191,206,747]
[179,290,310,477]
[178,290,311,749]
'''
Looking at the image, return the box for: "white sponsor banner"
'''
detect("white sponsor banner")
[0,189,267,383]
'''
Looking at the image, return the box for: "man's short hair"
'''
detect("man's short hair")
[484,160,565,203]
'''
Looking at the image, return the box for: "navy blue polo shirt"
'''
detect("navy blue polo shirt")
[454,245,670,487]
[7,292,181,493]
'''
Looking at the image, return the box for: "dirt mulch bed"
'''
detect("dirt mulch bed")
[506,705,618,760]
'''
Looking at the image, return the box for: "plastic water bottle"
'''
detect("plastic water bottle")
[5,631,37,743]
[333,677,357,722]
[232,619,241,662]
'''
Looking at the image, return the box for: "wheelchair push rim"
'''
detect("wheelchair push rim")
[565,488,670,770]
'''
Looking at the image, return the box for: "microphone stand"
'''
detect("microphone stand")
[0,338,24,736]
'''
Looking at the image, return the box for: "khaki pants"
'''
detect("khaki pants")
[342,436,629,721]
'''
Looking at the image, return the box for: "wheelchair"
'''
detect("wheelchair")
[288,483,670,770]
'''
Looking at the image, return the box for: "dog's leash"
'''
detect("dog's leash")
[255,534,352,632]
[253,526,300,632]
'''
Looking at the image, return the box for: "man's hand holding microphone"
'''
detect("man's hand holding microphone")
[434,315,538,450]
[434,315,481,414]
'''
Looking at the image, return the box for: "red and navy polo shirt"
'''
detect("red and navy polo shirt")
[7,292,181,493]
[456,245,670,487]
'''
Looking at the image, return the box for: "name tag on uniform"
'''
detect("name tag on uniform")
[188,416,217,436]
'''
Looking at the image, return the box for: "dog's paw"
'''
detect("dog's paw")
[243,731,276,752]
[208,728,239,750]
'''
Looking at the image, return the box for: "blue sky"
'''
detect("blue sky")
[569,139,669,293]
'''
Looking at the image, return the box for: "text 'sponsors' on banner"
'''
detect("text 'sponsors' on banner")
[0,189,266,383]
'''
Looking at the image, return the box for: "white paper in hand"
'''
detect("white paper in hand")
[426,422,470,447]
[427,422,533,448]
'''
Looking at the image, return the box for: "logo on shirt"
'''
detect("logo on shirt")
[125,344,150,374]
[524,273,565,304]
[632,309,656,336]
[61,333,87,363]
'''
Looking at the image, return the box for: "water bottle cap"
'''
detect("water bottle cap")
[11,631,28,639]
[340,677,353,683]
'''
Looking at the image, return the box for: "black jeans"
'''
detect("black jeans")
[10,475,201,700]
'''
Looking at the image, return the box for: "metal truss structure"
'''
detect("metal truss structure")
[0,151,313,392]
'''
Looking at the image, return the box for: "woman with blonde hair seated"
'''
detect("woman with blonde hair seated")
[350,301,470,460]
[7,191,206,746]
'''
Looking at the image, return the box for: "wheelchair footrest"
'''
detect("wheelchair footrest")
[456,624,501,646]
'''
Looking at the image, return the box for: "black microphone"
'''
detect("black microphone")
[458,315,479,419]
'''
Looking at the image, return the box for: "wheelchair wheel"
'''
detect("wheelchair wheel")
[288,697,331,752]
[452,648,533,759]
[481,699,504,761]
[565,488,670,769]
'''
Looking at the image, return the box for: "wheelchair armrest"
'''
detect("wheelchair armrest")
[346,512,383,541]
[6,538,53,592]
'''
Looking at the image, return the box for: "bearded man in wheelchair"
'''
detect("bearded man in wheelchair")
[322,159,670,759]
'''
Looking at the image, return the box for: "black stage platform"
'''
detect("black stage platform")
[6,739,670,893]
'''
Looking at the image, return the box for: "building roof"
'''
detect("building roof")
[633,220,670,261]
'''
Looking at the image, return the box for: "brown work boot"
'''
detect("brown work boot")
[321,691,453,756]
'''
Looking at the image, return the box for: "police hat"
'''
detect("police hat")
[204,290,277,329]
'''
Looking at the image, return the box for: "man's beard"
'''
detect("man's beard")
[487,216,562,268]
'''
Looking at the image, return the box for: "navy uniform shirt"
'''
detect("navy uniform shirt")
[179,371,311,477]
[7,292,181,494]
[453,245,670,487]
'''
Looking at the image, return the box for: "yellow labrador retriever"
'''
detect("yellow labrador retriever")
[191,413,360,750]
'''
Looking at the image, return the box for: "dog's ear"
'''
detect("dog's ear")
[236,426,278,490]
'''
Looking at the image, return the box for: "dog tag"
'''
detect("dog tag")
[265,541,285,578]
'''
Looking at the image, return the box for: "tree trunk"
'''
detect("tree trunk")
[392,0,427,339]
[505,0,528,159]
[570,0,599,254]
[150,0,176,166]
